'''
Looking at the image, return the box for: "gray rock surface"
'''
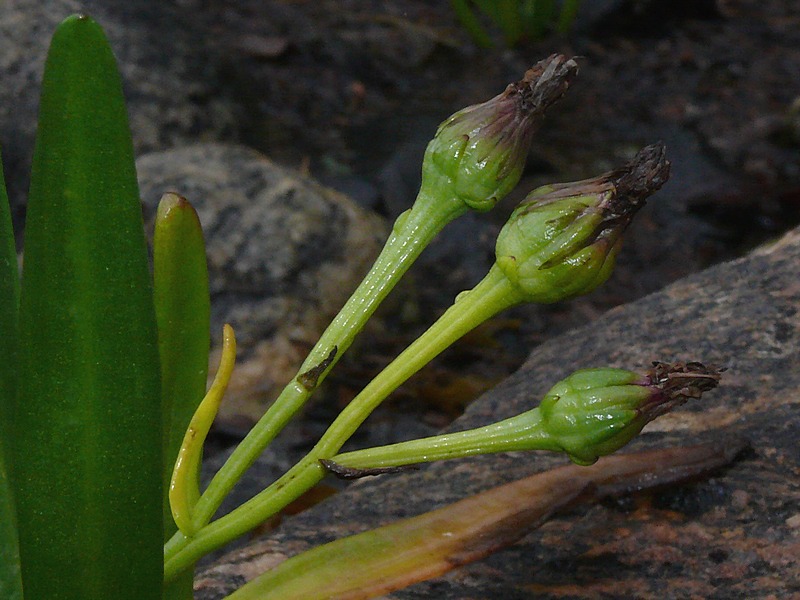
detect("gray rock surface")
[138,143,388,426]
[0,0,242,218]
[195,226,800,598]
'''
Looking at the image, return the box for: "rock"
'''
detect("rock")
[0,0,242,224]
[195,225,800,598]
[137,143,388,427]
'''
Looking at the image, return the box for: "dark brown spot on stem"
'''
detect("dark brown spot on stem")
[297,346,338,391]
[319,459,420,480]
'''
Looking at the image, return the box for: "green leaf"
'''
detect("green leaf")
[0,147,19,442]
[494,0,524,45]
[154,193,210,600]
[557,0,583,34]
[153,192,210,542]
[450,0,493,48]
[162,571,195,600]
[14,14,162,599]
[0,148,23,600]
[0,453,21,600]
[524,0,558,39]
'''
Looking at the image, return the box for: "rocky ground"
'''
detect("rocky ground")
[1,1,799,595]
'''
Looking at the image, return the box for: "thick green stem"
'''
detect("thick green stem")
[164,266,525,580]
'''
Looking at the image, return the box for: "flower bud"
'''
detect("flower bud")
[421,54,578,212]
[540,362,722,465]
[495,143,670,303]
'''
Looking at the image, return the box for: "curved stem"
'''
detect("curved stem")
[163,266,524,580]
[187,195,467,534]
[169,324,236,536]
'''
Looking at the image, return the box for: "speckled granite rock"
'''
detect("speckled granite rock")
[137,143,388,426]
[0,0,241,217]
[195,226,800,599]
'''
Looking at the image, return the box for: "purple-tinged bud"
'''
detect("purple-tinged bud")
[495,143,670,304]
[540,362,722,465]
[421,54,579,212]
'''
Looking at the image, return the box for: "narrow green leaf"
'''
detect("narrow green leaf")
[0,454,21,600]
[556,0,582,34]
[0,148,23,600]
[14,14,161,600]
[0,146,19,441]
[154,193,210,600]
[527,0,558,39]
[163,571,195,600]
[494,0,524,45]
[153,192,210,541]
[450,0,493,48]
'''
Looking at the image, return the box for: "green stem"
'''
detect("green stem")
[188,194,467,532]
[163,265,524,580]
[313,267,522,452]
[328,408,556,470]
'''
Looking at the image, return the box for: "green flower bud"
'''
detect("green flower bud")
[495,143,670,303]
[540,362,722,465]
[421,54,578,212]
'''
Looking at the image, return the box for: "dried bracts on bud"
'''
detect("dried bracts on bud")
[495,143,670,303]
[643,361,724,418]
[540,362,722,465]
[421,54,579,212]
